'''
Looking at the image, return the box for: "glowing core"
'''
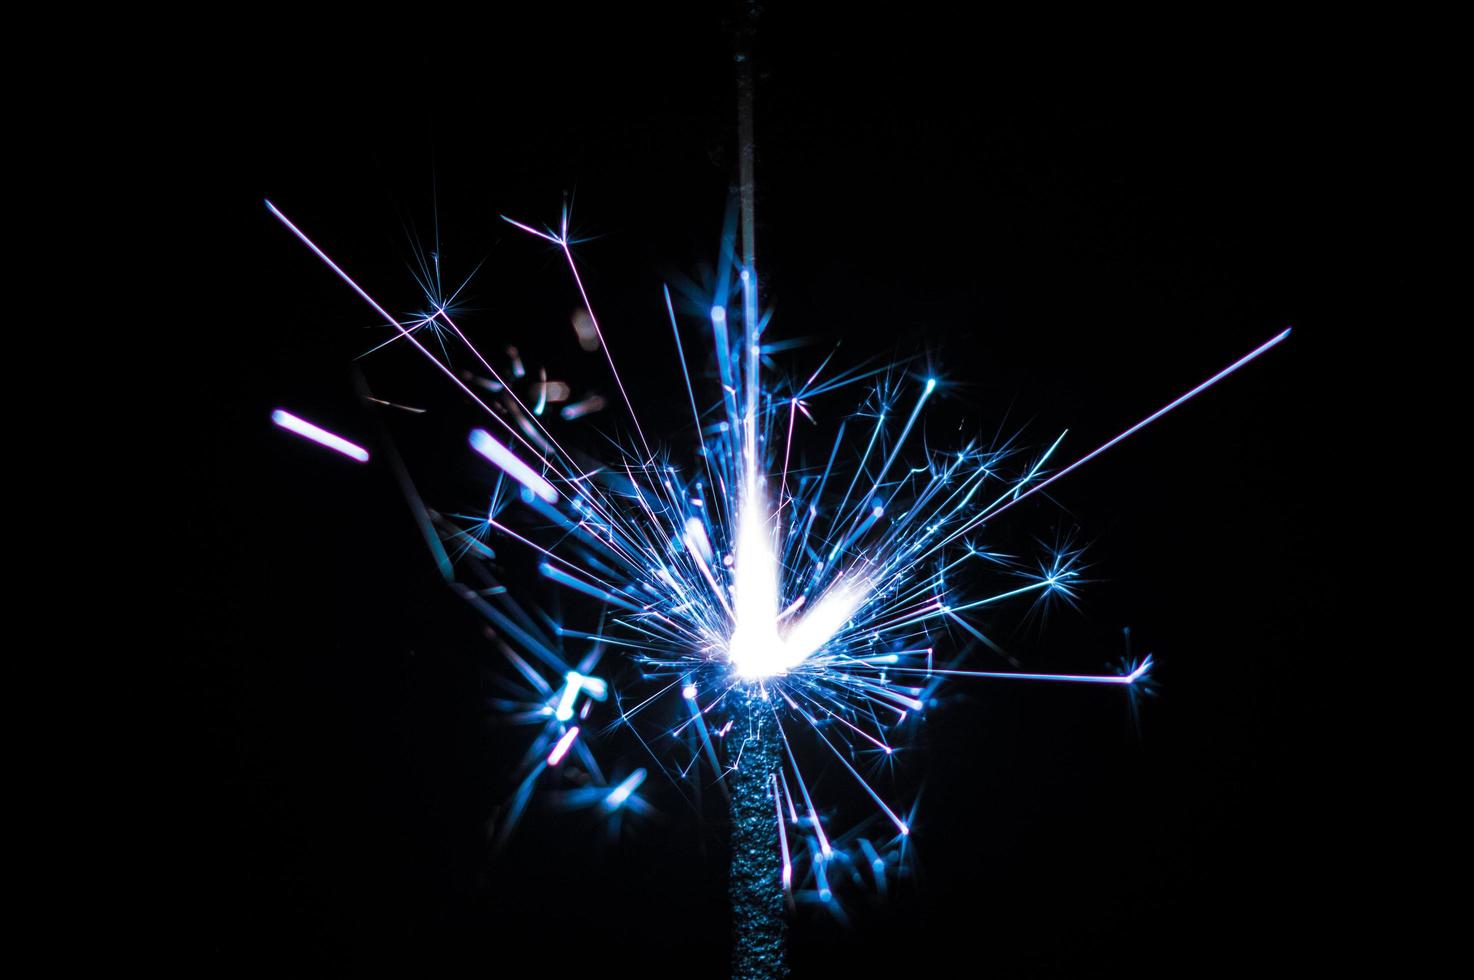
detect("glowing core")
[726,492,867,680]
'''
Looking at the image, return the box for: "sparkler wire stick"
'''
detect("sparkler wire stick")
[726,9,793,976]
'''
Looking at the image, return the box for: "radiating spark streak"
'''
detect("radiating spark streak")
[771,705,832,857]
[267,203,555,469]
[684,517,714,564]
[829,404,887,540]
[619,461,695,587]
[665,286,724,526]
[270,409,369,462]
[354,315,435,359]
[540,562,646,613]
[777,397,798,514]
[683,528,736,620]
[432,308,608,499]
[436,310,536,407]
[782,691,909,836]
[556,630,670,655]
[975,429,1069,517]
[683,683,728,800]
[612,703,698,815]
[605,677,686,726]
[603,768,647,811]
[791,686,893,754]
[943,609,1010,658]
[905,579,1056,626]
[827,504,885,564]
[453,585,566,673]
[502,647,555,698]
[965,329,1291,531]
[480,517,627,597]
[499,215,562,244]
[774,772,793,892]
[469,429,558,503]
[876,657,1153,685]
[831,676,925,714]
[450,529,497,561]
[501,214,656,463]
[860,839,887,893]
[793,420,846,561]
[711,304,739,434]
[547,726,580,766]
[778,769,800,824]
[560,395,606,420]
[364,396,426,414]
[843,378,936,532]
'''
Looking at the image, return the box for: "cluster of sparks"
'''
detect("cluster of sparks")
[267,198,1288,909]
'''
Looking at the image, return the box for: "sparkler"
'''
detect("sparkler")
[264,56,1288,979]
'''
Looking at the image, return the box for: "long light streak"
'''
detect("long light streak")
[270,409,369,462]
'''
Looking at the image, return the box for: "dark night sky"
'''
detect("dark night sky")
[176,10,1354,975]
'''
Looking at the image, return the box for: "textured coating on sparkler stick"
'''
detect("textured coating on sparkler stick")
[728,691,788,980]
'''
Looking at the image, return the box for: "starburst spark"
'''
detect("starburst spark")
[266,197,1288,909]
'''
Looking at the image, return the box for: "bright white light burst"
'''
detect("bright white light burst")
[727,490,870,679]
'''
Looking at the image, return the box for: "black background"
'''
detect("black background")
[179,9,1350,976]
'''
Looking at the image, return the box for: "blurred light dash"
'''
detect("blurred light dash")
[271,409,369,463]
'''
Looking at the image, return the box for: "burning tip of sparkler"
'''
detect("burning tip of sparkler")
[500,214,564,246]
